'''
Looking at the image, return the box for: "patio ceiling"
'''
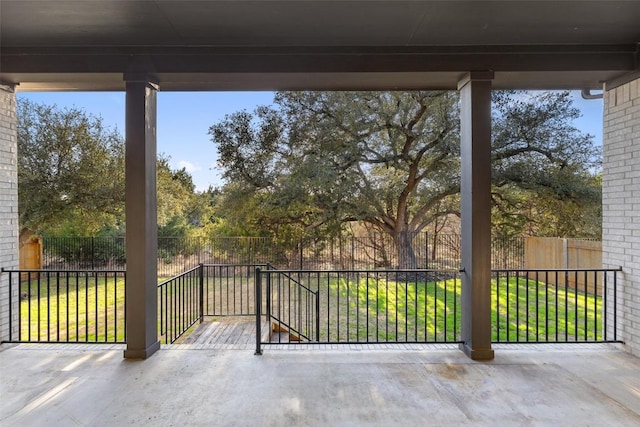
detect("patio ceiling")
[1,0,639,91]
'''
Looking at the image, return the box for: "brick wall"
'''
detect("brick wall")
[603,78,640,355]
[0,85,19,342]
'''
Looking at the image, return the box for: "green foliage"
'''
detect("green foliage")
[210,90,602,267]
[17,98,206,240]
[19,276,126,342]
[17,99,125,235]
[491,91,602,237]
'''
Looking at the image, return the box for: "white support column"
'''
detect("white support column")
[0,84,19,342]
[124,78,160,359]
[458,71,495,361]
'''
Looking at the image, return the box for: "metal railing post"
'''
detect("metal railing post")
[315,290,320,342]
[199,263,204,323]
[266,265,272,324]
[255,267,262,355]
[4,268,13,342]
[614,268,618,342]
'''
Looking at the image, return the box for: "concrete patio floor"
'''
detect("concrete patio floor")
[1,343,640,426]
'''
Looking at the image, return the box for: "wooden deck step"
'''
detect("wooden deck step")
[178,316,267,349]
[270,332,292,343]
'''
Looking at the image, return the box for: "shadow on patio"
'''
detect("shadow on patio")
[1,343,640,426]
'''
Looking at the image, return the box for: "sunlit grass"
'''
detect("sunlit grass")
[493,277,602,342]
[315,276,602,343]
[17,272,604,344]
[318,277,461,342]
[19,275,126,342]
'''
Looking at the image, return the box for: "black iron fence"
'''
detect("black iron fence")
[40,234,526,276]
[492,268,621,343]
[3,264,620,348]
[255,267,622,352]
[158,265,203,344]
[42,236,126,270]
[2,268,126,343]
[40,236,275,277]
[256,268,463,352]
[158,263,271,344]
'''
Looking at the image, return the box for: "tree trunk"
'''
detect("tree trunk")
[394,230,418,269]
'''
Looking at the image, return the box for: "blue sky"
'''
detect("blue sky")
[17,90,602,192]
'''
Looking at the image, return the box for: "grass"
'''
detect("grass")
[18,274,126,342]
[493,277,602,342]
[276,274,603,343]
[315,277,461,342]
[16,273,604,344]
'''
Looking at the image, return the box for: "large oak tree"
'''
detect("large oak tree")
[210,90,601,268]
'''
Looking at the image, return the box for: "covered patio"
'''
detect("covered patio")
[3,0,639,362]
[2,343,640,425]
[1,2,640,423]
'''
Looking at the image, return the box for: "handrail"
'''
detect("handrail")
[265,270,316,342]
[201,263,271,268]
[1,267,126,273]
[268,269,318,295]
[256,266,319,354]
[492,267,623,273]
[157,264,202,288]
[266,268,461,274]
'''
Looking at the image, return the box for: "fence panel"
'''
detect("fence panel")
[260,269,462,345]
[157,265,202,344]
[40,234,527,274]
[524,237,603,294]
[201,263,270,316]
[3,269,126,343]
[42,237,125,270]
[492,268,619,343]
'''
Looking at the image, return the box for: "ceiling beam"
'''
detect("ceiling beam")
[2,45,637,75]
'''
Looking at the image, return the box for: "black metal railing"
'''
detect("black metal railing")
[492,268,621,343]
[3,264,621,349]
[158,263,272,344]
[202,263,271,316]
[2,263,272,346]
[157,265,204,344]
[261,267,319,343]
[255,267,622,353]
[2,268,126,343]
[256,269,462,353]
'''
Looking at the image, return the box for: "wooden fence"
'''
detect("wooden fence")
[524,237,602,294]
[19,235,41,270]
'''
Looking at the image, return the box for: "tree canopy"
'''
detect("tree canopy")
[209,90,601,267]
[18,99,125,235]
[17,99,208,238]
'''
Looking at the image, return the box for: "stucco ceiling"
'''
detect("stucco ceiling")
[1,0,639,91]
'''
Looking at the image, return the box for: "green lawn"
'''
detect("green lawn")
[279,275,602,343]
[493,277,602,342]
[18,275,126,342]
[17,273,604,344]
[314,277,461,342]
